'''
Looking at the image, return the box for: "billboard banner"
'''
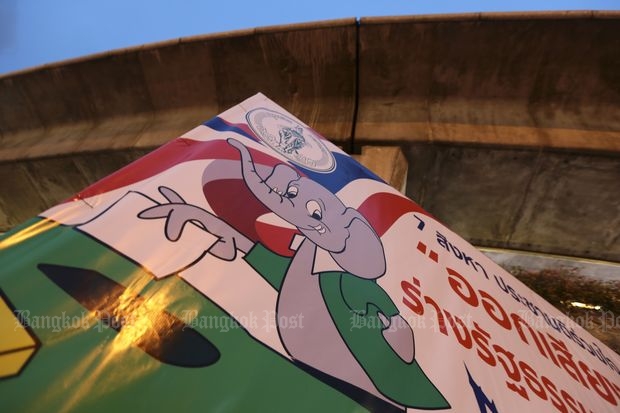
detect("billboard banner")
[1,93,618,412]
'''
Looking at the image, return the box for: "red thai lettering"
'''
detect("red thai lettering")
[548,335,588,388]
[578,361,617,405]
[401,277,424,315]
[542,376,567,413]
[444,310,472,349]
[447,267,478,307]
[471,322,496,367]
[424,295,448,335]
[480,290,510,330]
[519,360,546,400]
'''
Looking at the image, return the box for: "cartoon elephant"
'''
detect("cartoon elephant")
[139,138,449,410]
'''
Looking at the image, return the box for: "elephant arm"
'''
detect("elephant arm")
[138,186,254,261]
[320,273,449,409]
[335,273,415,363]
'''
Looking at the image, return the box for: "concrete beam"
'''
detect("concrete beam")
[357,12,620,152]
[0,19,357,162]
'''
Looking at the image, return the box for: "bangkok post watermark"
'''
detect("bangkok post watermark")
[13,307,619,335]
[13,309,305,334]
[350,312,429,331]
[13,309,148,333]
[180,310,304,333]
[14,310,92,333]
[569,310,620,333]
[348,309,620,334]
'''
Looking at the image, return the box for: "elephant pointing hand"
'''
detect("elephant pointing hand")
[138,186,254,261]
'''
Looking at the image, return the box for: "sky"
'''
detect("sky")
[0,0,619,75]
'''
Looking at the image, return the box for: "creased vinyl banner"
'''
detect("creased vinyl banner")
[1,94,618,413]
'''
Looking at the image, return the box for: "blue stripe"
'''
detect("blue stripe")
[204,117,383,193]
[204,117,257,141]
[300,153,385,193]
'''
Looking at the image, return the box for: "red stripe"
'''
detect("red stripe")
[255,221,299,257]
[357,192,432,237]
[71,138,285,201]
[70,136,434,252]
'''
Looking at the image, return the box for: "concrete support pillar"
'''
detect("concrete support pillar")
[354,146,408,194]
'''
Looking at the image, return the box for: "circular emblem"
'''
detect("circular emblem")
[246,108,336,172]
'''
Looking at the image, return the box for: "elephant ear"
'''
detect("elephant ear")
[330,211,386,279]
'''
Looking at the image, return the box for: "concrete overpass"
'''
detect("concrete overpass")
[1,11,619,262]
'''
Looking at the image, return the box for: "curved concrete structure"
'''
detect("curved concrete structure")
[1,11,619,261]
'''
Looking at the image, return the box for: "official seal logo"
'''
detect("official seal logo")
[246,108,336,172]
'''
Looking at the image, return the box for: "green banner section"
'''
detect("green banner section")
[0,218,365,412]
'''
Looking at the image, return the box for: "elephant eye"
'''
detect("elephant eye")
[306,200,322,220]
[285,185,298,198]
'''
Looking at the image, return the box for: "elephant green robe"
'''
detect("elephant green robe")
[244,242,450,410]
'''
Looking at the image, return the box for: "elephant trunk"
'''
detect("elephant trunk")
[227,138,291,213]
[330,208,386,279]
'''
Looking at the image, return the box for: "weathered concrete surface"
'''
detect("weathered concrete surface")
[0,150,150,229]
[0,12,619,263]
[0,18,357,162]
[405,143,620,262]
[356,11,620,151]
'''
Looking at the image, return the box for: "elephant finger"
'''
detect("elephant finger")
[158,186,186,204]
[208,239,237,261]
[381,314,415,363]
[138,204,176,219]
[163,208,188,242]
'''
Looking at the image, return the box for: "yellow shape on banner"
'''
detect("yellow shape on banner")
[0,292,40,378]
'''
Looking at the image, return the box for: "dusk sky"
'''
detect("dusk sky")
[1,0,619,75]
